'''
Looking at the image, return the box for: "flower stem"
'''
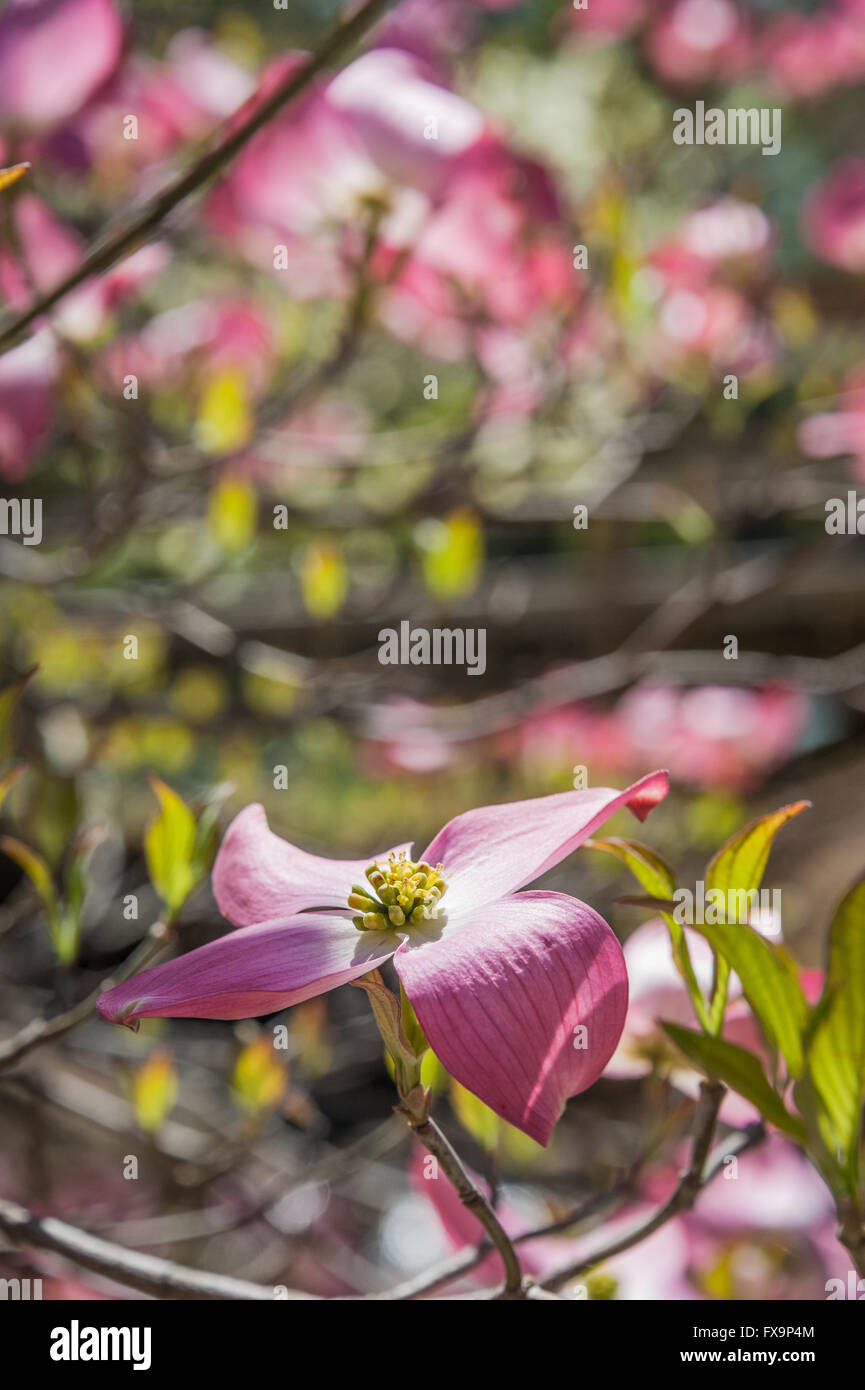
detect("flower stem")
[398,1091,525,1297]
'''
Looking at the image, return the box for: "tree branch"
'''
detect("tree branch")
[0,1195,313,1300]
[0,918,169,1071]
[539,1085,764,1292]
[399,1099,525,1297]
[0,0,396,357]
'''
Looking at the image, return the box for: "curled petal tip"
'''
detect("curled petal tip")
[627,769,670,821]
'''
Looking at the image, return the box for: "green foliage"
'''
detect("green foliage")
[662,1023,806,1144]
[805,875,865,1192]
[702,802,810,1036]
[144,776,219,922]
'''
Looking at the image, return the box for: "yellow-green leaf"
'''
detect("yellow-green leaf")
[704,801,810,1039]
[450,1081,501,1152]
[0,834,59,934]
[231,1038,287,1115]
[597,837,711,1033]
[196,369,253,455]
[0,765,24,814]
[299,539,348,620]
[692,917,808,1077]
[144,776,197,920]
[0,669,34,764]
[132,1051,179,1133]
[207,475,258,552]
[418,510,482,599]
[807,874,865,1180]
[662,1022,806,1144]
[706,801,809,899]
[0,163,29,193]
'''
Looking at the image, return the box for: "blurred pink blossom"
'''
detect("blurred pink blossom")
[0,0,124,131]
[505,683,805,793]
[57,29,255,179]
[763,10,865,100]
[616,683,807,791]
[104,296,275,397]
[208,49,490,301]
[0,193,166,342]
[643,0,752,87]
[803,158,865,273]
[409,1145,567,1288]
[798,365,865,479]
[0,331,58,481]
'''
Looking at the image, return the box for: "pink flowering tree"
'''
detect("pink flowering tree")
[0,0,864,1308]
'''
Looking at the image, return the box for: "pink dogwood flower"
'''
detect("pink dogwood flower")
[99,772,668,1144]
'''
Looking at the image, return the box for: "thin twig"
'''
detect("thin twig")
[0,919,169,1071]
[0,1196,313,1300]
[0,0,396,357]
[399,1101,525,1297]
[539,1083,756,1292]
[371,1177,629,1301]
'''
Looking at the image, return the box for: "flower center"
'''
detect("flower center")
[349,853,448,932]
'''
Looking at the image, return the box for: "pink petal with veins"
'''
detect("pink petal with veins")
[395,891,628,1145]
[212,802,412,925]
[422,770,668,917]
[97,913,397,1025]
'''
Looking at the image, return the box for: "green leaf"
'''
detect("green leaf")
[662,1022,806,1144]
[352,970,425,1097]
[191,781,234,881]
[703,801,810,1042]
[144,777,198,921]
[450,1081,502,1152]
[705,801,810,898]
[417,510,482,600]
[0,669,34,765]
[0,834,60,939]
[587,837,676,900]
[806,873,865,1182]
[132,1050,180,1133]
[691,916,808,1077]
[207,476,258,552]
[299,539,348,620]
[0,765,24,813]
[196,369,253,455]
[595,836,712,1033]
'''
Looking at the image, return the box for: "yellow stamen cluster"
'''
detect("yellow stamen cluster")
[349,853,448,932]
